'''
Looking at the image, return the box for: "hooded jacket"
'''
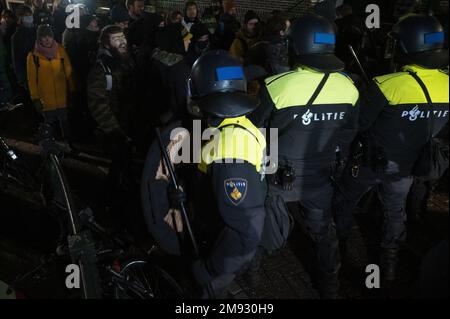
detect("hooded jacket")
[26,45,74,111]
[63,28,98,85]
[150,23,190,122]
[87,48,136,135]
[229,29,264,65]
[216,12,240,50]
[11,25,36,86]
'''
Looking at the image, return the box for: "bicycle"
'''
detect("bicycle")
[1,124,184,299]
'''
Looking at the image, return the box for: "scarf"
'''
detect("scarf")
[35,39,58,59]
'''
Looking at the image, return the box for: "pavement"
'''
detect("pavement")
[4,182,445,299]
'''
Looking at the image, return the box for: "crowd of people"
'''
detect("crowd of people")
[0,0,302,185]
[0,0,449,299]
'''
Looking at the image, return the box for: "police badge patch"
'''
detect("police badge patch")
[224,179,248,206]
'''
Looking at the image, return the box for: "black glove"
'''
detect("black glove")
[33,99,43,113]
[278,166,295,191]
[168,184,187,209]
[110,129,132,144]
[333,151,347,179]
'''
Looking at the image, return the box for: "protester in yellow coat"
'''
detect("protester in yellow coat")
[27,24,74,139]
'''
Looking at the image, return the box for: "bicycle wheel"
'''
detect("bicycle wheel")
[113,260,184,299]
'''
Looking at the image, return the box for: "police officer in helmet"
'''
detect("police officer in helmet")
[188,50,267,298]
[333,15,449,282]
[253,14,360,298]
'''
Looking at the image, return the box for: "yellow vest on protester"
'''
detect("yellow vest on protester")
[199,116,266,174]
[27,46,74,112]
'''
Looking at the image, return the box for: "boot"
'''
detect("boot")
[339,238,348,262]
[243,248,263,288]
[380,248,399,281]
[317,270,340,299]
[191,260,235,299]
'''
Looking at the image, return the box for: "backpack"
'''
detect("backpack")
[260,194,295,253]
[98,56,113,92]
[408,71,450,180]
[32,53,66,87]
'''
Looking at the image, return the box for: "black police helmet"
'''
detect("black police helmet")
[187,50,258,119]
[390,15,448,69]
[290,14,344,72]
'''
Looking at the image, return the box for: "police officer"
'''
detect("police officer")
[187,50,267,298]
[253,14,360,298]
[333,15,449,281]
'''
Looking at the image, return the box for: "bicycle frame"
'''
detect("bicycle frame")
[2,133,103,298]
[2,134,183,299]
[0,137,41,192]
[45,141,103,299]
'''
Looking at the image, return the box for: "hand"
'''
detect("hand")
[111,129,132,144]
[168,185,186,209]
[155,129,189,182]
[164,209,184,232]
[33,100,43,113]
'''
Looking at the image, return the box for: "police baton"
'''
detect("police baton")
[348,45,371,86]
[155,127,200,257]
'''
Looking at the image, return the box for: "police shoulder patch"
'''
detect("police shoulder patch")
[224,178,248,206]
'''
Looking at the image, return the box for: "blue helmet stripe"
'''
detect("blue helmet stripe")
[424,32,444,45]
[216,67,245,81]
[314,33,336,45]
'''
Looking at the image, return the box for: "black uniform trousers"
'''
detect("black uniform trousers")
[268,170,340,275]
[192,162,266,298]
[333,165,413,249]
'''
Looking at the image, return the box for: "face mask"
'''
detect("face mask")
[22,16,34,27]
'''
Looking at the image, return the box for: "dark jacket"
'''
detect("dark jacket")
[33,6,53,26]
[335,14,365,67]
[127,13,149,49]
[0,32,12,104]
[1,21,16,60]
[314,0,337,23]
[52,6,67,44]
[265,35,290,75]
[150,23,190,122]
[359,65,449,175]
[185,22,211,67]
[87,48,136,136]
[216,13,240,51]
[63,28,98,86]
[254,67,360,177]
[11,25,36,87]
